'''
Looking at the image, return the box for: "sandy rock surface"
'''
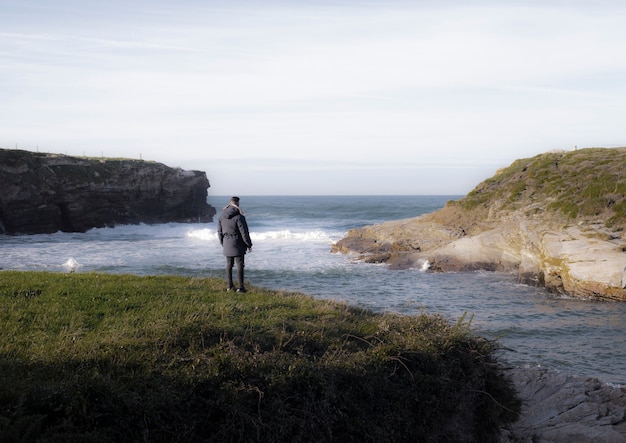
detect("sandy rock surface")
[332,212,626,301]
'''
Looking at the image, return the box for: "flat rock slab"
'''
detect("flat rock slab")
[500,368,626,443]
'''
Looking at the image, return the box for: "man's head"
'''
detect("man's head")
[230,196,240,206]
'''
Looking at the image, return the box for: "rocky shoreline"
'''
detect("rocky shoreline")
[330,148,626,439]
[332,212,626,301]
[501,367,626,442]
[332,148,626,301]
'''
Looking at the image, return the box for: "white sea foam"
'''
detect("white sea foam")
[417,259,430,272]
[187,228,217,241]
[187,228,338,244]
[253,230,335,243]
[62,257,80,272]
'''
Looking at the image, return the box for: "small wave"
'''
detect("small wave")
[187,228,217,241]
[253,230,334,243]
[417,259,430,272]
[187,229,337,243]
[62,257,80,272]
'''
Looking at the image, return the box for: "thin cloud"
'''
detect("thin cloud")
[1,1,625,194]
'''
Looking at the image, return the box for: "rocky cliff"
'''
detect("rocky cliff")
[332,148,626,301]
[0,149,216,235]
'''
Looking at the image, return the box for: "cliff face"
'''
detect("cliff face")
[0,149,216,235]
[332,148,626,301]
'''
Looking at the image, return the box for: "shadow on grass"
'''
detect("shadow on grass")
[0,342,519,442]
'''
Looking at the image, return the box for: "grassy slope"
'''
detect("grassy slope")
[0,272,519,442]
[451,147,626,232]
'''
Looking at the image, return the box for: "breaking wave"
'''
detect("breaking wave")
[187,228,340,244]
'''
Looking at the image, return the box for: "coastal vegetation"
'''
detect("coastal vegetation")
[458,147,626,231]
[0,271,520,442]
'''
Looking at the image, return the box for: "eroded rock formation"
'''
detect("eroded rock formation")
[332,148,626,301]
[500,368,626,442]
[0,149,216,234]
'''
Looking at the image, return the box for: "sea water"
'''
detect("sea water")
[1,195,625,385]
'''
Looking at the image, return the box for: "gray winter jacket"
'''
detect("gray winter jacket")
[217,205,252,257]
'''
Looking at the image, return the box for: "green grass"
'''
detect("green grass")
[459,147,626,230]
[0,271,520,442]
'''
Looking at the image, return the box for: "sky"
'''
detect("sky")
[1,0,625,196]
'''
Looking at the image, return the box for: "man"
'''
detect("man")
[217,196,253,292]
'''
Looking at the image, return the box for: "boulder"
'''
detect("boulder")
[0,149,216,234]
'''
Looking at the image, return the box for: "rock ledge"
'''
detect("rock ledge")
[500,368,626,443]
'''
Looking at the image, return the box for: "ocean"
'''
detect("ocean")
[1,195,625,385]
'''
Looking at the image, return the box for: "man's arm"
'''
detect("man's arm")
[238,217,252,249]
[217,219,224,246]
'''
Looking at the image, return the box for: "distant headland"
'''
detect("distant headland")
[0,149,216,235]
[333,147,626,301]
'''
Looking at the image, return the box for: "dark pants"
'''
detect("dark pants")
[226,255,245,289]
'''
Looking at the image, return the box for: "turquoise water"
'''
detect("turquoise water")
[1,195,625,384]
